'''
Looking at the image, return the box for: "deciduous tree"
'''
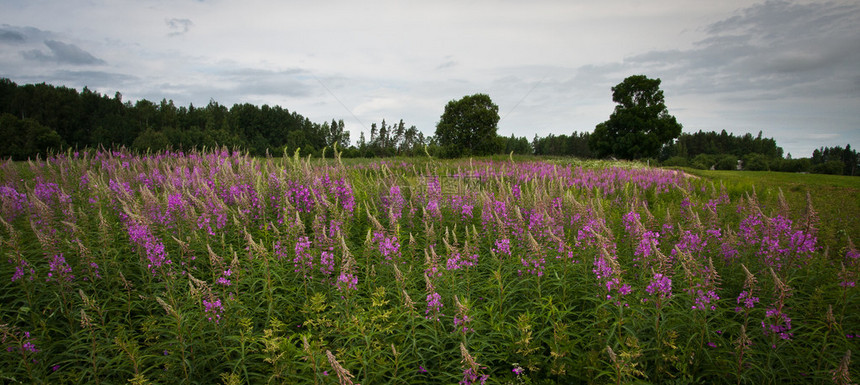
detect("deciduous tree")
[435,93,500,158]
[590,75,682,159]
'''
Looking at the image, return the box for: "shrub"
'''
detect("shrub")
[742,153,770,171]
[661,156,688,167]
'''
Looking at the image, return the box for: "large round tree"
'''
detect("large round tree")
[435,93,500,158]
[590,75,682,160]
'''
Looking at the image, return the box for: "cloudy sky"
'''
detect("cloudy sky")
[2,0,859,157]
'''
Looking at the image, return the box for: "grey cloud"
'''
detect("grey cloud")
[51,70,137,87]
[0,30,25,43]
[436,60,457,70]
[615,0,860,99]
[131,68,316,106]
[224,68,313,98]
[23,40,106,65]
[0,25,53,42]
[166,18,193,37]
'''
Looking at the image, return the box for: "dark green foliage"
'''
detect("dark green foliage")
[0,113,64,160]
[772,158,811,173]
[131,128,170,153]
[435,94,501,158]
[812,160,845,175]
[690,154,717,170]
[742,153,771,171]
[0,78,338,158]
[532,131,592,157]
[688,154,738,170]
[499,134,532,155]
[361,119,428,157]
[590,75,683,159]
[714,154,738,170]
[663,130,783,161]
[812,145,858,176]
[662,156,688,167]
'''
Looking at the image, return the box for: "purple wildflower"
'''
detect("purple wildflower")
[47,254,74,282]
[645,273,672,300]
[203,296,224,323]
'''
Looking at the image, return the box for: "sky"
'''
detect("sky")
[1,0,859,157]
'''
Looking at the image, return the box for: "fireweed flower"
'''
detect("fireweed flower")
[9,258,35,282]
[320,250,335,277]
[449,195,475,221]
[762,308,793,340]
[425,292,444,321]
[622,211,642,237]
[293,236,314,276]
[127,221,172,275]
[47,254,74,282]
[286,181,315,213]
[691,289,720,311]
[330,177,356,213]
[447,252,478,271]
[453,296,474,334]
[216,269,232,286]
[735,264,760,312]
[203,295,224,323]
[372,232,401,261]
[336,272,358,291]
[425,273,444,321]
[492,238,512,256]
[736,291,760,310]
[592,252,630,304]
[635,231,660,260]
[673,230,706,256]
[0,185,28,221]
[645,273,672,302]
[17,331,39,354]
[382,184,406,222]
[762,269,793,341]
[459,343,489,385]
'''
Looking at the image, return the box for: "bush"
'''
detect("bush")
[661,156,688,167]
[742,153,770,171]
[773,158,811,173]
[691,154,717,169]
[132,128,171,153]
[714,154,738,170]
[811,160,844,175]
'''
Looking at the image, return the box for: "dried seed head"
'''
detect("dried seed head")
[325,350,355,385]
[741,264,756,290]
[831,350,853,385]
[301,335,312,356]
[80,309,92,328]
[424,273,434,293]
[460,342,479,372]
[207,244,223,269]
[402,289,415,311]
[735,325,751,351]
[155,297,174,316]
[606,346,618,363]
[393,264,404,284]
[769,268,791,298]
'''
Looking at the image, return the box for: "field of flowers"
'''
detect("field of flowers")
[0,149,857,384]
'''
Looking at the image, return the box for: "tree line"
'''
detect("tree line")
[0,77,856,176]
[0,78,344,159]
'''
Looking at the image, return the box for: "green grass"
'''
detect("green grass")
[680,168,860,251]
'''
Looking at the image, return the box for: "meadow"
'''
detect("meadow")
[0,149,857,384]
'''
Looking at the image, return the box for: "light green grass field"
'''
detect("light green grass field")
[680,168,860,253]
